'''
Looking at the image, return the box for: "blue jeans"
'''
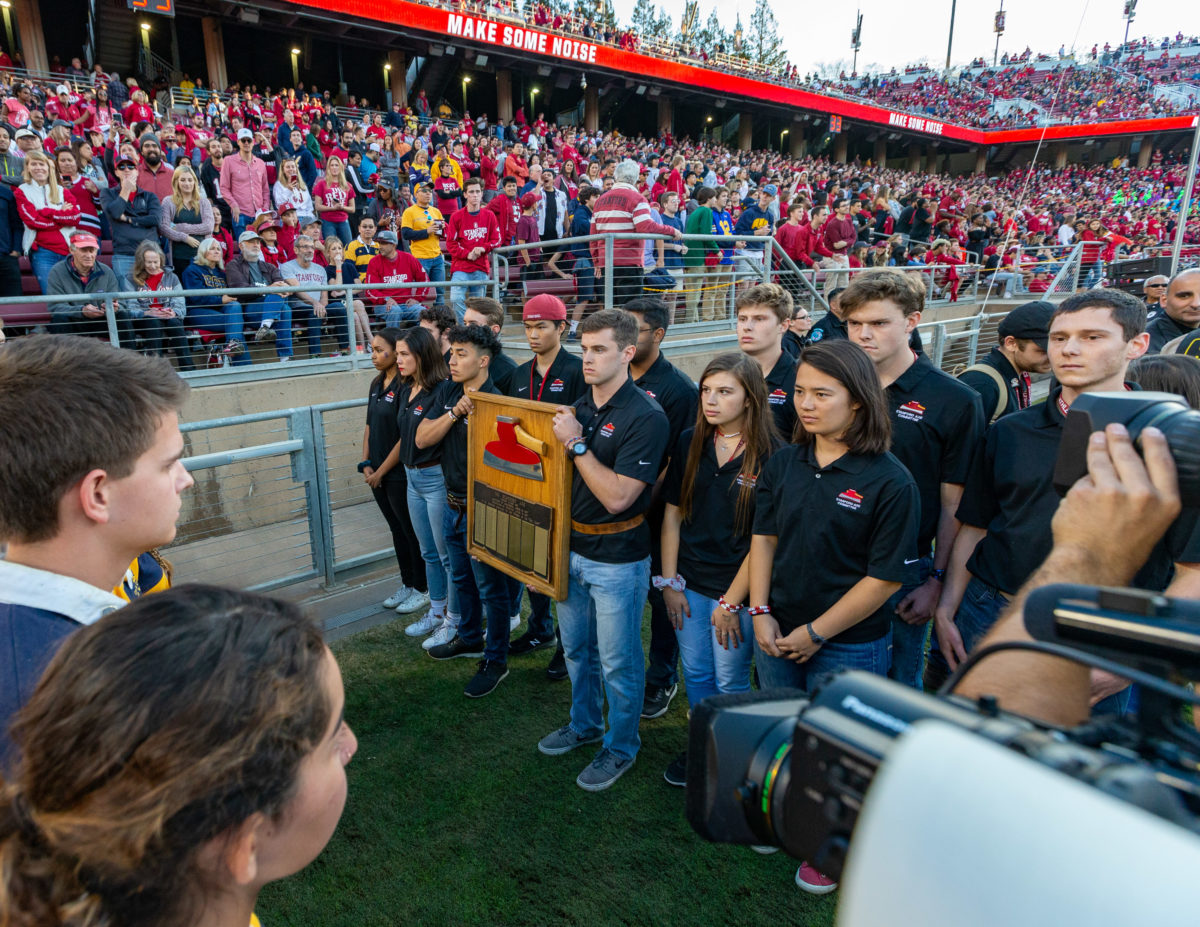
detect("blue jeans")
[443,503,512,661]
[110,253,136,285]
[676,589,754,709]
[955,576,1011,654]
[418,255,446,305]
[450,269,487,318]
[233,214,252,238]
[29,246,64,295]
[888,555,932,690]
[556,553,651,762]
[405,465,454,612]
[573,255,596,300]
[321,219,352,245]
[509,584,556,639]
[384,300,424,327]
[1083,260,1105,289]
[242,293,294,357]
[755,628,892,691]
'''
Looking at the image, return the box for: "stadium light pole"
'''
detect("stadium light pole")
[0,1,13,61]
[993,1,1005,66]
[462,75,471,113]
[290,47,300,87]
[945,0,957,72]
[706,114,713,144]
[531,86,539,115]
[780,128,789,152]
[1170,115,1200,278]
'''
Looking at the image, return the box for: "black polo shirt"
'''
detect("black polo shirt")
[764,350,799,439]
[507,346,586,404]
[490,349,517,394]
[429,376,499,497]
[665,429,779,599]
[955,384,1200,595]
[365,373,404,482]
[1146,313,1195,353]
[754,443,920,642]
[396,380,446,468]
[570,375,670,563]
[958,347,1028,424]
[634,351,699,463]
[885,353,985,556]
[781,329,809,359]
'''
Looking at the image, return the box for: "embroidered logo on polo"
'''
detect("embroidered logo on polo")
[768,388,789,405]
[599,421,615,438]
[896,400,926,423]
[736,473,757,488]
[836,489,864,511]
[644,389,657,399]
[548,378,565,393]
[384,391,395,403]
[413,405,424,416]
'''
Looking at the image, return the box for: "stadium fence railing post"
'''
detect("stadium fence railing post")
[603,235,615,310]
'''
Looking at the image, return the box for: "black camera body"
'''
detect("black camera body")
[1054,391,1200,506]
[686,585,1200,878]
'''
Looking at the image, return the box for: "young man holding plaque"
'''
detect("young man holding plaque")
[541,308,670,792]
[414,324,515,698]
[506,294,586,678]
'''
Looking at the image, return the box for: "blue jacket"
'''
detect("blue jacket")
[733,204,772,251]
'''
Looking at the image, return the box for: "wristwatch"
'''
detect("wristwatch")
[566,438,588,460]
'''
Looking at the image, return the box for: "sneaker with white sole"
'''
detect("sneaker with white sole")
[422,619,458,650]
[395,589,430,614]
[576,748,635,792]
[383,585,411,609]
[509,613,521,632]
[405,612,443,637]
[254,322,276,342]
[426,633,484,661]
[751,845,780,855]
[795,862,838,894]
[537,724,604,756]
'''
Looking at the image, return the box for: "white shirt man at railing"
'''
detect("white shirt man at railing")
[46,231,133,347]
[281,234,347,358]
[225,230,295,361]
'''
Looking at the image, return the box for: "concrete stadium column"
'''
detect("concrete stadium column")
[13,0,48,74]
[790,129,807,158]
[1137,135,1154,168]
[737,113,753,152]
[496,69,513,123]
[201,18,228,92]
[584,86,599,133]
[833,134,848,164]
[908,148,923,172]
[872,137,887,169]
[974,147,989,174]
[657,97,673,136]
[1052,142,1068,170]
[387,50,407,108]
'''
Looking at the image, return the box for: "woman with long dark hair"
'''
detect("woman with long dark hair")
[658,353,782,786]
[749,339,920,894]
[0,585,356,927]
[393,326,459,645]
[363,328,430,617]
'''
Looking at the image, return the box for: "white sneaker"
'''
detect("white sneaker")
[383,585,411,609]
[422,618,458,650]
[405,612,443,637]
[396,589,430,614]
[254,321,276,342]
[509,613,521,632]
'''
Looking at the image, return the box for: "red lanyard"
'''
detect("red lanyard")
[530,361,552,402]
[1057,394,1070,417]
[714,432,745,459]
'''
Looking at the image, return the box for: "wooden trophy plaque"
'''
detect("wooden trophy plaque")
[466,392,572,600]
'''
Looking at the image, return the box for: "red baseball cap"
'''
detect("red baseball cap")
[522,294,567,321]
[69,231,100,249]
[519,192,540,210]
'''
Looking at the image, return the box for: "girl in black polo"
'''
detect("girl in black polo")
[660,352,781,711]
[363,328,427,615]
[395,327,456,642]
[749,340,919,692]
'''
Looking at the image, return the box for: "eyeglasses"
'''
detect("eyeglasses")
[1147,283,1167,288]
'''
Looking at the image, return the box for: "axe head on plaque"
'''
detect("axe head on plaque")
[483,415,547,481]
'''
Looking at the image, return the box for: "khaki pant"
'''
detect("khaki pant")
[822,254,850,297]
[701,265,731,322]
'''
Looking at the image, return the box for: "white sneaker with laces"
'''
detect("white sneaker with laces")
[383,585,411,609]
[396,589,430,614]
[422,618,459,651]
[405,611,443,637]
[509,613,521,632]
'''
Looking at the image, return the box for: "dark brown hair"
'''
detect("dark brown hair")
[1054,287,1147,342]
[1128,354,1200,409]
[840,268,926,318]
[0,585,331,927]
[735,283,793,325]
[0,336,188,543]
[464,296,505,330]
[679,353,779,534]
[579,307,638,350]
[399,325,450,390]
[794,341,892,455]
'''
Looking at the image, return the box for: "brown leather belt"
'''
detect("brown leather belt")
[411,460,441,470]
[446,492,468,512]
[571,514,645,536]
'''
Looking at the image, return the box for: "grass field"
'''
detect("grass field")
[257,612,839,927]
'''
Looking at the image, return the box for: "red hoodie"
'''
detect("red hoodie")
[446,207,501,274]
[487,191,520,245]
[363,251,431,306]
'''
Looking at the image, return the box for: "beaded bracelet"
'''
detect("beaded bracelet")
[746,605,772,617]
[652,574,686,592]
[718,595,742,614]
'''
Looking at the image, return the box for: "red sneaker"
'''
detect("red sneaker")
[795,861,838,895]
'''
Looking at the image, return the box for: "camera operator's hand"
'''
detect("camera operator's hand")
[753,612,784,658]
[1051,423,1181,584]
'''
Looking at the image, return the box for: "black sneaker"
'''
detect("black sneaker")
[546,648,568,680]
[427,634,485,661]
[663,750,687,787]
[509,630,557,655]
[464,660,509,698]
[641,683,679,719]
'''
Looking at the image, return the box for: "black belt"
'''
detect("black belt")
[446,491,467,512]
[409,460,440,470]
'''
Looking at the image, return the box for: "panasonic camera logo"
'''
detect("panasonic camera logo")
[840,695,910,735]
